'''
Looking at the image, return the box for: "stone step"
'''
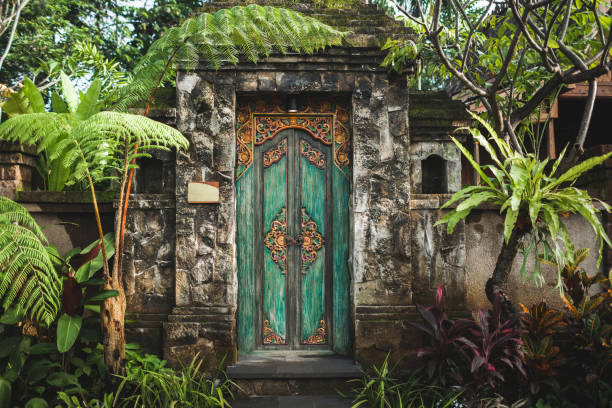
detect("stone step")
[232,395,354,408]
[227,352,363,397]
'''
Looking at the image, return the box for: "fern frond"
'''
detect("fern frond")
[0,197,61,325]
[110,5,347,110]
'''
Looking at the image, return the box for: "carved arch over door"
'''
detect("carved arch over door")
[235,97,351,181]
[235,96,352,354]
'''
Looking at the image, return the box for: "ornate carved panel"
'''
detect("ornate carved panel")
[304,320,327,344]
[264,207,288,275]
[263,318,285,344]
[263,138,287,168]
[300,207,324,275]
[300,140,326,169]
[236,97,351,180]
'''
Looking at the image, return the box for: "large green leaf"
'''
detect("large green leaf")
[50,92,69,114]
[75,232,115,283]
[455,191,498,212]
[75,79,102,121]
[450,135,495,189]
[85,289,119,303]
[22,79,45,114]
[547,152,612,190]
[60,72,79,113]
[24,397,49,408]
[56,313,82,353]
[1,88,32,117]
[0,378,11,408]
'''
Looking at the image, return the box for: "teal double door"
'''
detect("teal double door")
[237,126,350,352]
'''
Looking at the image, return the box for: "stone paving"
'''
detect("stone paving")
[232,395,354,408]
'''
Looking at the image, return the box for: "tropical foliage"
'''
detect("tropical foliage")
[376,0,611,161]
[110,4,347,111]
[348,353,462,408]
[0,2,347,379]
[410,284,524,400]
[0,196,59,325]
[0,72,190,376]
[0,0,201,89]
[435,112,611,304]
[56,350,234,408]
[0,221,116,407]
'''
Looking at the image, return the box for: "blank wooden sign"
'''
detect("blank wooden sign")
[188,181,220,203]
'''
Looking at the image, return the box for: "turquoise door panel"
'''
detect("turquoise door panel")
[300,139,327,344]
[262,139,288,344]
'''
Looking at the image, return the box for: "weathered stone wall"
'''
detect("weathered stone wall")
[16,192,115,256]
[0,143,37,199]
[123,195,176,356]
[465,211,605,311]
[408,195,467,309]
[351,71,413,366]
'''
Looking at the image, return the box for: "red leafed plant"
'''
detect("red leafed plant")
[412,284,525,396]
[458,296,526,392]
[409,284,474,386]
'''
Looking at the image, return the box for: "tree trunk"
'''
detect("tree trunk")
[485,224,529,317]
[101,281,126,379]
[101,180,128,380]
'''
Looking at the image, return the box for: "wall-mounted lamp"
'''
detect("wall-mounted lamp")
[287,96,298,113]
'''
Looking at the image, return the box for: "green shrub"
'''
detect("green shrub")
[348,354,462,408]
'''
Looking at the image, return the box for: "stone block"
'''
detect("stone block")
[276,72,321,92]
[393,211,411,260]
[0,164,32,182]
[165,322,199,346]
[257,72,276,91]
[338,73,355,92]
[236,72,257,92]
[0,180,21,199]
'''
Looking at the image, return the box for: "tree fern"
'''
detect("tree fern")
[0,101,188,189]
[0,197,61,326]
[109,4,348,110]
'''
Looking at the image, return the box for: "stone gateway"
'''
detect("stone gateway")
[113,0,607,377]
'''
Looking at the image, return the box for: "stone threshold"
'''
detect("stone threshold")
[232,395,353,408]
[227,351,363,380]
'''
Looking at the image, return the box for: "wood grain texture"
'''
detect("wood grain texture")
[237,166,254,351]
[333,166,351,354]
[300,152,327,342]
[263,152,288,342]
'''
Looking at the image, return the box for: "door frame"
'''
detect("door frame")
[235,96,352,354]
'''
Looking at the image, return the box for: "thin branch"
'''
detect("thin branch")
[430,0,487,97]
[0,0,28,73]
[601,20,612,67]
[510,59,612,127]
[389,0,427,28]
[505,118,524,155]
[574,79,597,151]
[459,0,495,72]
[492,22,523,90]
[556,0,573,41]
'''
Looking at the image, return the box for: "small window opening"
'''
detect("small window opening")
[137,157,164,193]
[422,154,447,194]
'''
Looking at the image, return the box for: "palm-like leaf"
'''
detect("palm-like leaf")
[109,4,348,110]
[0,197,61,325]
[436,111,612,288]
[0,110,188,188]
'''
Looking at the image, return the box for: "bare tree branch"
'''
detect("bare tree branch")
[574,80,597,150]
[0,0,28,73]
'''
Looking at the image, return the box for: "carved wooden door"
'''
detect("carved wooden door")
[257,128,331,348]
[236,104,351,353]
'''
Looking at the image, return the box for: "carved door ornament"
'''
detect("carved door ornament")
[236,97,351,181]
